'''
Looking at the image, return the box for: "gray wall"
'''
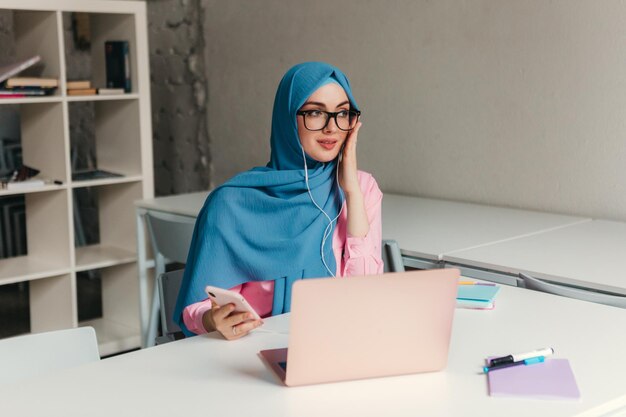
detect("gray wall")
[203,0,626,221]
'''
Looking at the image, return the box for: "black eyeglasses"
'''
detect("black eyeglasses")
[296,109,361,131]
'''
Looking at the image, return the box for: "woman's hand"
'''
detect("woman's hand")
[338,121,362,195]
[202,302,263,340]
[338,120,370,238]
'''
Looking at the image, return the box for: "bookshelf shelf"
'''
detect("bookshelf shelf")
[0,96,63,105]
[0,0,153,355]
[70,175,143,189]
[65,93,139,102]
[0,183,66,197]
[75,244,136,272]
[0,255,71,285]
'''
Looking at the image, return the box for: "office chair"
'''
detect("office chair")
[0,326,100,385]
[382,239,405,273]
[519,273,626,309]
[155,269,186,345]
[145,211,196,347]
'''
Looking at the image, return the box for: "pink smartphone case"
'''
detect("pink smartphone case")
[204,286,261,320]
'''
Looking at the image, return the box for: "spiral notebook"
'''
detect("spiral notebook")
[486,358,581,400]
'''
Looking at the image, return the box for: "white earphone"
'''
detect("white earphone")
[300,145,344,277]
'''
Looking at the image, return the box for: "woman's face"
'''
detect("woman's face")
[297,82,350,163]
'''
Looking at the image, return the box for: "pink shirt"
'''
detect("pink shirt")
[183,170,383,334]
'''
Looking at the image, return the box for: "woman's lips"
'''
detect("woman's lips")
[317,139,337,150]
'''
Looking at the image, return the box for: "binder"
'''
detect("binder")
[105,41,131,92]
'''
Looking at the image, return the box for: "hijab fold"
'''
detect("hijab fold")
[173,62,359,335]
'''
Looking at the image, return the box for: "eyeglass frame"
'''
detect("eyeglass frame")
[296,109,361,132]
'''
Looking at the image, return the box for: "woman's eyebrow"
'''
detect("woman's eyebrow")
[301,100,351,108]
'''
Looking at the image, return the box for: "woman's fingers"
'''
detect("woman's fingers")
[223,311,253,328]
[213,307,260,339]
[230,319,263,339]
[212,302,234,321]
[345,121,362,150]
[342,121,361,161]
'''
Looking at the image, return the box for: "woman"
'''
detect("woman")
[173,62,383,340]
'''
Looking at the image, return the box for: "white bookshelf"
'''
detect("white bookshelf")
[0,0,154,356]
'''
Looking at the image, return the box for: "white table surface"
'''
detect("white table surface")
[134,191,209,217]
[2,284,625,417]
[382,194,590,261]
[444,220,626,296]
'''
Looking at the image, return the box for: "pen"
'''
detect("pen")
[458,281,497,286]
[483,356,545,373]
[489,347,554,366]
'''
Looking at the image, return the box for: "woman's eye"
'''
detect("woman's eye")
[308,110,323,118]
[337,110,349,118]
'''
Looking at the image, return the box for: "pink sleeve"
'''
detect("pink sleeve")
[182,284,244,335]
[342,173,384,276]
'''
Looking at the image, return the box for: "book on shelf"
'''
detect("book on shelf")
[98,88,125,95]
[0,55,41,84]
[0,93,26,99]
[66,80,91,89]
[0,87,54,96]
[1,178,46,190]
[67,88,97,96]
[105,40,131,92]
[4,77,59,88]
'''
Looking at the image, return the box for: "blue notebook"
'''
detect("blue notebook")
[457,285,500,309]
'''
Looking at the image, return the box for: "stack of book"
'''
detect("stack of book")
[456,281,500,309]
[67,80,96,96]
[0,56,58,97]
[67,80,124,96]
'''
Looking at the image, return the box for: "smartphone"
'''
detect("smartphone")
[204,285,261,321]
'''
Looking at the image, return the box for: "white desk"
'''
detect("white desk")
[444,220,626,296]
[135,191,209,217]
[134,192,608,346]
[2,285,625,416]
[382,194,589,266]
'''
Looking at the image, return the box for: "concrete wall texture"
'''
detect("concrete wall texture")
[203,0,626,222]
[148,0,211,196]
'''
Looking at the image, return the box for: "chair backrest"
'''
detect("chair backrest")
[158,269,186,340]
[519,273,626,309]
[382,239,405,273]
[0,326,100,385]
[145,211,196,266]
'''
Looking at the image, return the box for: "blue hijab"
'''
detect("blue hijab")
[173,62,359,335]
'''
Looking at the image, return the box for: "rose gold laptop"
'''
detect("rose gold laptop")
[259,268,459,386]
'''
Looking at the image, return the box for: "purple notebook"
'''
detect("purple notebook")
[487,358,581,400]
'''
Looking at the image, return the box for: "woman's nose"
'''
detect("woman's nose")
[323,116,339,133]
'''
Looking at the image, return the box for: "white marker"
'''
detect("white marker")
[489,347,554,366]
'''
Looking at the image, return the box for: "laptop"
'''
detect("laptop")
[259,268,459,386]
